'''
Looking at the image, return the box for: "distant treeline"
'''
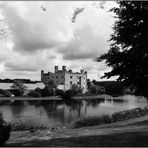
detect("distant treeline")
[92,80,125,96]
[0,79,40,84]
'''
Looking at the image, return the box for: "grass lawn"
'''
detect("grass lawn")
[6,131,148,147]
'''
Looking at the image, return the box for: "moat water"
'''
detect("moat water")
[0,95,147,129]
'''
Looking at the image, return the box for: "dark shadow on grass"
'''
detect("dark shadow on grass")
[6,131,148,147]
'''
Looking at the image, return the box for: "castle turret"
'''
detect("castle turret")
[69,69,72,73]
[41,70,44,81]
[55,66,58,73]
[62,66,66,71]
[81,69,84,74]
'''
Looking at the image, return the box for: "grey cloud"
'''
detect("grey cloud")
[58,25,107,61]
[0,55,7,62]
[48,55,56,60]
[1,4,59,54]
[4,61,39,72]
[72,7,85,23]
[92,1,106,9]
[4,53,47,72]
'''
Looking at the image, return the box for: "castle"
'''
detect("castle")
[41,66,87,93]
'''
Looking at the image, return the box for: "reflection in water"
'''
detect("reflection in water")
[0,95,147,129]
[10,103,24,119]
[86,98,105,107]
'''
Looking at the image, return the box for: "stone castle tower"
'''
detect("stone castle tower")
[41,66,87,93]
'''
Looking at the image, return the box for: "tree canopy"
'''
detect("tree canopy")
[97,1,148,96]
[11,80,27,96]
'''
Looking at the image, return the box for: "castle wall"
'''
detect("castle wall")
[41,66,87,93]
[51,72,65,86]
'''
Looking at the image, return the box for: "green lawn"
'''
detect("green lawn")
[6,131,148,147]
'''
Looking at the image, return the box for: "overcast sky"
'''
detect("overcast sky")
[0,1,118,81]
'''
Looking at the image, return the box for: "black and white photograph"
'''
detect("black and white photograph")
[0,1,148,147]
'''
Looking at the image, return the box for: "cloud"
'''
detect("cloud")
[58,4,114,61]
[92,1,106,9]
[71,7,85,23]
[0,1,117,81]
[59,24,108,60]
[4,50,50,72]
[0,2,74,54]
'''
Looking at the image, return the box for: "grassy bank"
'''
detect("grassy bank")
[6,131,148,147]
[74,106,148,128]
[9,120,47,131]
[0,96,62,101]
[72,94,112,100]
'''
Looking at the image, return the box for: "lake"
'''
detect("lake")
[0,95,147,129]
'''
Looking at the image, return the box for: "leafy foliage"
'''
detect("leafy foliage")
[87,80,105,95]
[93,81,124,95]
[97,1,148,96]
[28,90,41,97]
[11,80,27,96]
[0,89,12,97]
[74,106,148,128]
[0,113,11,146]
[70,84,82,96]
[9,119,47,131]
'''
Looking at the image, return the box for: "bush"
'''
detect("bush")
[0,113,11,146]
[55,89,64,97]
[62,90,75,100]
[41,87,55,97]
[10,89,23,97]
[35,87,42,94]
[73,106,148,128]
[70,84,82,96]
[0,89,12,97]
[28,90,41,97]
[11,80,27,96]
[9,120,47,131]
[74,115,111,128]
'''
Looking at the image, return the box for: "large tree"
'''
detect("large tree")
[97,1,148,96]
[11,80,27,96]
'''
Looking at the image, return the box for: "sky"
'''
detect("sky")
[0,1,118,81]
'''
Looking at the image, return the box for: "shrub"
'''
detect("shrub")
[41,87,55,97]
[9,120,47,131]
[62,90,75,100]
[11,80,27,96]
[74,115,111,128]
[35,87,42,94]
[70,84,82,96]
[0,113,11,146]
[0,89,12,97]
[55,89,64,97]
[73,106,148,128]
[28,90,41,97]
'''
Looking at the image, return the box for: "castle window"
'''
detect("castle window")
[70,76,73,79]
[70,81,72,84]
[56,76,58,79]
[61,82,64,85]
[62,76,64,78]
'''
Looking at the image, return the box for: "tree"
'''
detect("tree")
[41,80,56,97]
[11,80,27,96]
[28,90,41,97]
[0,89,12,97]
[0,113,11,146]
[70,84,82,96]
[97,1,148,96]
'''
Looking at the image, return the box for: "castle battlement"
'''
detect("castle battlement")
[41,66,87,93]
